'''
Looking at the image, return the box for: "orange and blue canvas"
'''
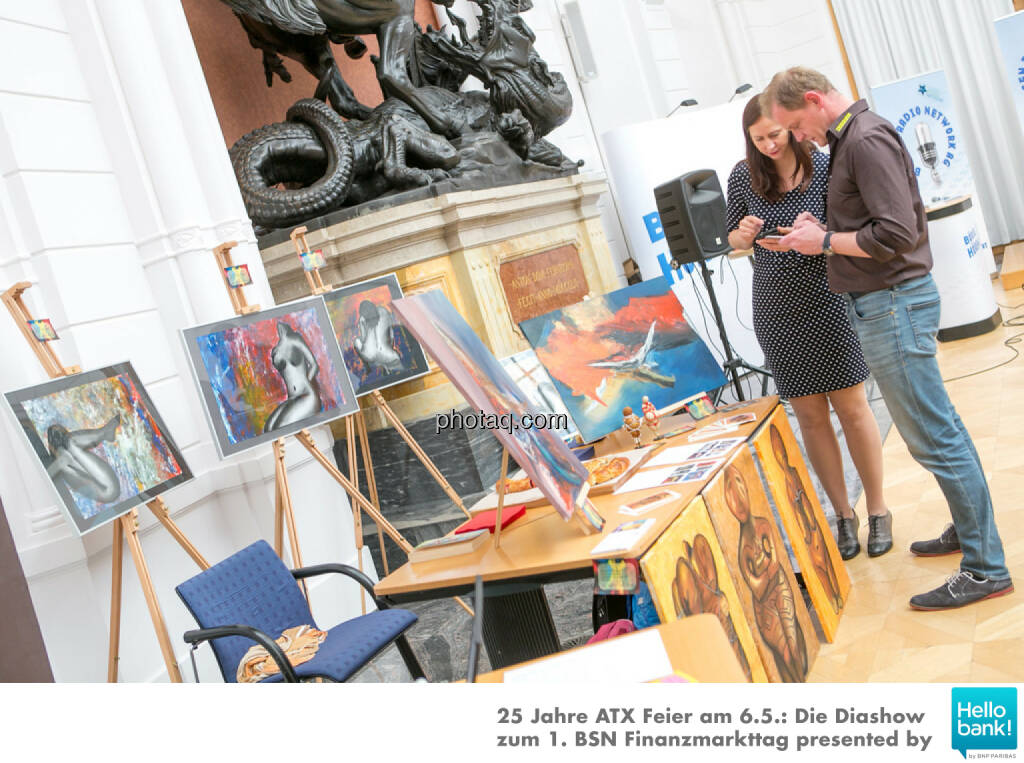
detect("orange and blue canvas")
[224,264,252,288]
[4,362,191,535]
[393,290,589,522]
[322,274,430,396]
[520,277,727,443]
[182,296,356,457]
[27,318,58,342]
[300,250,327,271]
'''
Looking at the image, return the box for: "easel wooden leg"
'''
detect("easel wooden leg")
[145,497,209,569]
[346,415,367,615]
[121,511,183,683]
[107,518,124,683]
[370,391,472,519]
[355,409,388,576]
[493,448,510,550]
[274,439,308,600]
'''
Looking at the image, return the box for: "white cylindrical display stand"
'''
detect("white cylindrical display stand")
[926,195,1001,341]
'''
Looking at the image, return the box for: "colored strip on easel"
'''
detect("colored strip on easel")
[28,319,58,342]
[224,264,252,288]
[300,250,327,271]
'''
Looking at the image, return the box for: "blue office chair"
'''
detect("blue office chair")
[176,540,425,683]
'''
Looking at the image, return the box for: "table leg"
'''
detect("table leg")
[480,585,561,669]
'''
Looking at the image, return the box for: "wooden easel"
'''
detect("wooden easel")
[212,243,473,616]
[290,227,332,296]
[2,282,210,683]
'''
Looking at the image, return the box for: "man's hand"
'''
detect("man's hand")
[794,211,825,230]
[779,220,826,255]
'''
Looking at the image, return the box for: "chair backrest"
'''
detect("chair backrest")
[176,540,313,682]
[466,576,484,683]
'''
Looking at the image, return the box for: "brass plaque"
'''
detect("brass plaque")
[499,244,588,325]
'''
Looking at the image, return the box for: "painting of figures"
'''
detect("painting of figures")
[322,273,430,397]
[753,407,851,642]
[703,447,819,682]
[640,496,768,682]
[519,276,727,443]
[393,290,589,522]
[182,296,357,457]
[4,363,191,534]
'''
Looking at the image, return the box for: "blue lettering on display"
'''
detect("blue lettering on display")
[964,227,981,259]
[657,252,693,283]
[643,212,665,244]
[902,100,958,168]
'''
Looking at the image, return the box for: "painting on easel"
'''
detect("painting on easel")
[322,273,430,396]
[393,290,589,521]
[4,362,192,534]
[182,296,357,457]
[519,277,727,444]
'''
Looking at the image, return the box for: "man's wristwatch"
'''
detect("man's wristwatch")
[822,231,835,256]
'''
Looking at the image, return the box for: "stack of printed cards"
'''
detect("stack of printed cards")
[614,436,747,494]
[688,412,756,441]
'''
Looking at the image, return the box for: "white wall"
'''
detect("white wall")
[0,0,366,682]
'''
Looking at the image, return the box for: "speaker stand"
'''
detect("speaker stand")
[695,256,772,402]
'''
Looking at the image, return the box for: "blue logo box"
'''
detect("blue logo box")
[952,687,1017,758]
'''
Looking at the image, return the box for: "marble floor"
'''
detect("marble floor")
[356,281,1022,682]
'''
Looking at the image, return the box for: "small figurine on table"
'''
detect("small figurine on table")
[641,395,659,434]
[622,406,643,449]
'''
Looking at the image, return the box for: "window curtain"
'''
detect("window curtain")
[833,0,1024,246]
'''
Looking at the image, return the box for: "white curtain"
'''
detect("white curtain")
[833,0,1024,246]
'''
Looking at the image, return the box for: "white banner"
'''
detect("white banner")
[995,11,1024,131]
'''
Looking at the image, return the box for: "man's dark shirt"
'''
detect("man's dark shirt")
[825,99,933,293]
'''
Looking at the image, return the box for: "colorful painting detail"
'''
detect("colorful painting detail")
[752,407,851,642]
[4,363,191,535]
[300,250,327,271]
[499,349,579,442]
[393,290,589,521]
[322,274,430,396]
[520,277,727,443]
[703,447,819,682]
[224,264,252,288]
[640,496,767,682]
[182,296,357,457]
[28,319,58,342]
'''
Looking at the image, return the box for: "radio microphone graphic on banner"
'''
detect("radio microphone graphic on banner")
[914,122,943,185]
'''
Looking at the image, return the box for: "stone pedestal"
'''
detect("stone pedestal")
[259,173,620,558]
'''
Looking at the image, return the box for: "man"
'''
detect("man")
[760,67,1012,611]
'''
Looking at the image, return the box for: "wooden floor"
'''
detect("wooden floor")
[809,281,1024,682]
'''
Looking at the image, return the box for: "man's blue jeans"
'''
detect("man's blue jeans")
[844,274,1009,581]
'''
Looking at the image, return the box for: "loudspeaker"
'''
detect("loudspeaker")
[654,169,730,266]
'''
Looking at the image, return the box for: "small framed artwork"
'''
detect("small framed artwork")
[300,250,327,271]
[28,319,58,342]
[4,362,192,535]
[322,273,430,397]
[224,264,253,288]
[182,296,357,457]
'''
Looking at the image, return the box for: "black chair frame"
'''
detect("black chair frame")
[183,562,426,683]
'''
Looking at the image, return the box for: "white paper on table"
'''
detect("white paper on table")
[503,628,673,683]
[589,518,656,556]
[615,458,726,493]
[644,437,744,468]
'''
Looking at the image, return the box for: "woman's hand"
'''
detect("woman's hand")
[794,211,825,230]
[731,215,764,250]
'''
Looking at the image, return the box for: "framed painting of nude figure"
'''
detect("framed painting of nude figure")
[4,362,192,534]
[182,296,357,457]
[752,407,851,642]
[640,495,768,683]
[702,446,819,683]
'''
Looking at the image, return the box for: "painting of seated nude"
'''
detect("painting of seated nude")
[5,362,191,534]
[703,447,819,682]
[752,407,851,642]
[182,296,357,457]
[321,273,430,397]
[640,495,768,682]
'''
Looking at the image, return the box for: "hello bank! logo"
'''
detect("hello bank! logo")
[952,687,1017,758]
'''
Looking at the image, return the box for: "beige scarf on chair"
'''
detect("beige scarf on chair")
[236,624,327,683]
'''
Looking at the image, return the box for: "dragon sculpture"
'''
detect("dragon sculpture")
[224,0,581,232]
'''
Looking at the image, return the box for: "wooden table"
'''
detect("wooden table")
[472,614,747,683]
[375,396,779,668]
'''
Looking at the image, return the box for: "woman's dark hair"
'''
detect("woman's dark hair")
[741,95,814,202]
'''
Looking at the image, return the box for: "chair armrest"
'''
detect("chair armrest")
[183,624,299,683]
[290,563,390,609]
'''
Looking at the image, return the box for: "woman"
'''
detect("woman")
[264,321,322,432]
[725,96,890,559]
[46,414,122,504]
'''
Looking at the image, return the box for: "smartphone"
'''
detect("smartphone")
[758,235,784,244]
